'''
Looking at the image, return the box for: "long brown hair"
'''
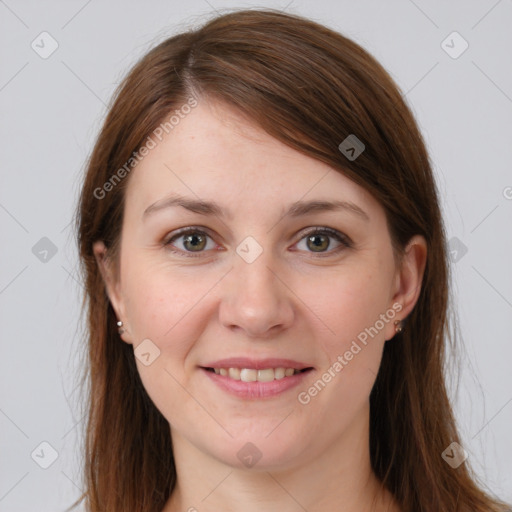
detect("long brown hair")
[72,8,510,512]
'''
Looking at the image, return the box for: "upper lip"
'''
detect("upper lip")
[201,357,314,371]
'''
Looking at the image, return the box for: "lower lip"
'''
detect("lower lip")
[201,368,313,399]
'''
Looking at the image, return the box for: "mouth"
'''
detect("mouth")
[202,366,313,382]
[199,359,314,399]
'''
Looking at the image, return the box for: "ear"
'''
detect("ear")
[386,235,427,339]
[93,240,133,344]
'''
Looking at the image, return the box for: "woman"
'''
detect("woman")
[72,8,510,512]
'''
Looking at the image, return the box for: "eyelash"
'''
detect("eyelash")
[163,226,352,258]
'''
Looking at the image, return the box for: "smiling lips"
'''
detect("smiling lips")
[201,357,314,387]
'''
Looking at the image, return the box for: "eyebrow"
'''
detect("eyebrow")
[142,193,369,222]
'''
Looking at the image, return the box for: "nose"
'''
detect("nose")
[218,249,295,339]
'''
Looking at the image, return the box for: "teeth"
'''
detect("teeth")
[274,367,286,380]
[228,368,241,380]
[240,369,257,382]
[257,369,275,382]
[211,367,303,382]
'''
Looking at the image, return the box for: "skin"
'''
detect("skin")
[94,98,427,512]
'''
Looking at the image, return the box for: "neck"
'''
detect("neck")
[163,404,399,512]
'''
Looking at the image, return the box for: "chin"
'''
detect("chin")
[206,432,307,471]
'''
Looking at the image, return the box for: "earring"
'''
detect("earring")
[394,319,404,334]
[117,320,125,335]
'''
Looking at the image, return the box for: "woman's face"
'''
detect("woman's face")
[95,99,424,470]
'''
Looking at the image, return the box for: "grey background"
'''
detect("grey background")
[1,0,511,510]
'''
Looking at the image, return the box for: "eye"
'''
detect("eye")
[164,226,352,258]
[294,227,351,255]
[164,227,217,256]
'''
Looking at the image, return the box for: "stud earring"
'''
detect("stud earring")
[394,319,404,334]
[117,320,125,335]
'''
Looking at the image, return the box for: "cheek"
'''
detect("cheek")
[310,265,392,353]
[121,266,215,424]
[124,271,206,340]
[295,272,391,434]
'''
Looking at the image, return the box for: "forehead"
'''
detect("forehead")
[124,99,380,219]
